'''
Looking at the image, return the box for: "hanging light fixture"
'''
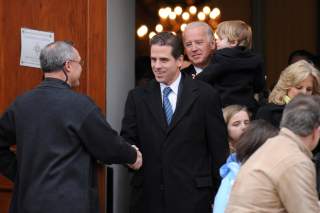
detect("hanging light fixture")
[137,4,221,39]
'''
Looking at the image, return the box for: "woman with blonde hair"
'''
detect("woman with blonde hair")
[256,60,320,127]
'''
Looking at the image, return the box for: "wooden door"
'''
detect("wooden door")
[264,0,317,87]
[0,0,107,212]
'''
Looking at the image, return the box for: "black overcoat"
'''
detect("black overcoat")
[0,78,136,213]
[197,47,267,113]
[255,103,285,128]
[121,75,228,213]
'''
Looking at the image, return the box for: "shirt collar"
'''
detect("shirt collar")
[280,128,313,159]
[193,66,203,74]
[160,73,181,95]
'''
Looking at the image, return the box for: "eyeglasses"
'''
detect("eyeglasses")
[67,59,85,66]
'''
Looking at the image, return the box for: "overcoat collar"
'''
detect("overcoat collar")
[143,74,199,134]
[39,77,71,89]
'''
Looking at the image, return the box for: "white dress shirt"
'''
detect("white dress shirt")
[194,66,203,74]
[160,73,181,113]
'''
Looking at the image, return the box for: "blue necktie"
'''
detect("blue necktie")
[163,87,173,125]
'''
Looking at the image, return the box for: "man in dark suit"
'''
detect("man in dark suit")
[121,32,228,213]
[181,22,215,76]
[0,41,142,213]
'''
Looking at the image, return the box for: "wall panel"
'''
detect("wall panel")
[265,0,317,87]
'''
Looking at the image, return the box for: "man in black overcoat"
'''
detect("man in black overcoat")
[0,41,142,213]
[121,32,228,213]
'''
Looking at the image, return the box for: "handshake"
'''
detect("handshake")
[128,145,143,170]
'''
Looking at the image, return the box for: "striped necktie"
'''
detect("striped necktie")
[162,87,173,125]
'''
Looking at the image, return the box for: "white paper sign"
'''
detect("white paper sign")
[20,28,54,68]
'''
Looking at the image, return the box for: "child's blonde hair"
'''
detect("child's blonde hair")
[215,20,252,49]
[222,105,251,125]
[223,105,251,152]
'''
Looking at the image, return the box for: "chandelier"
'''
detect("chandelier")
[137,5,221,39]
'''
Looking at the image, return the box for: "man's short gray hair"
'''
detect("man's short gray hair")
[183,21,214,40]
[40,41,77,72]
[280,95,320,137]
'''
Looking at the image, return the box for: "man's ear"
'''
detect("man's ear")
[315,126,320,140]
[177,55,184,69]
[209,37,216,50]
[310,126,320,150]
[63,61,72,73]
[212,40,216,51]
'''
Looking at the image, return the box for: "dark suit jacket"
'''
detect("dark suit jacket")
[121,74,228,213]
[181,64,196,76]
[196,47,267,114]
[0,78,136,213]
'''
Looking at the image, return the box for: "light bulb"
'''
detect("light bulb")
[155,24,163,33]
[189,6,197,15]
[203,6,211,15]
[197,12,206,21]
[210,8,221,19]
[159,8,168,19]
[169,11,177,20]
[174,6,183,15]
[180,23,187,32]
[149,31,156,39]
[137,25,148,37]
[182,12,190,21]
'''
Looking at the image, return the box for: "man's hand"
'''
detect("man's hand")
[128,145,142,170]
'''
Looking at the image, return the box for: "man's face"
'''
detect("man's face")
[150,44,183,85]
[183,26,214,68]
[65,48,83,87]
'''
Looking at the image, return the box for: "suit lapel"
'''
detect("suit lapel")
[143,80,167,133]
[168,75,199,133]
[181,64,196,76]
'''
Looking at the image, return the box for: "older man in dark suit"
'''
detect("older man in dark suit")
[121,32,228,213]
[181,22,215,77]
[0,41,142,213]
